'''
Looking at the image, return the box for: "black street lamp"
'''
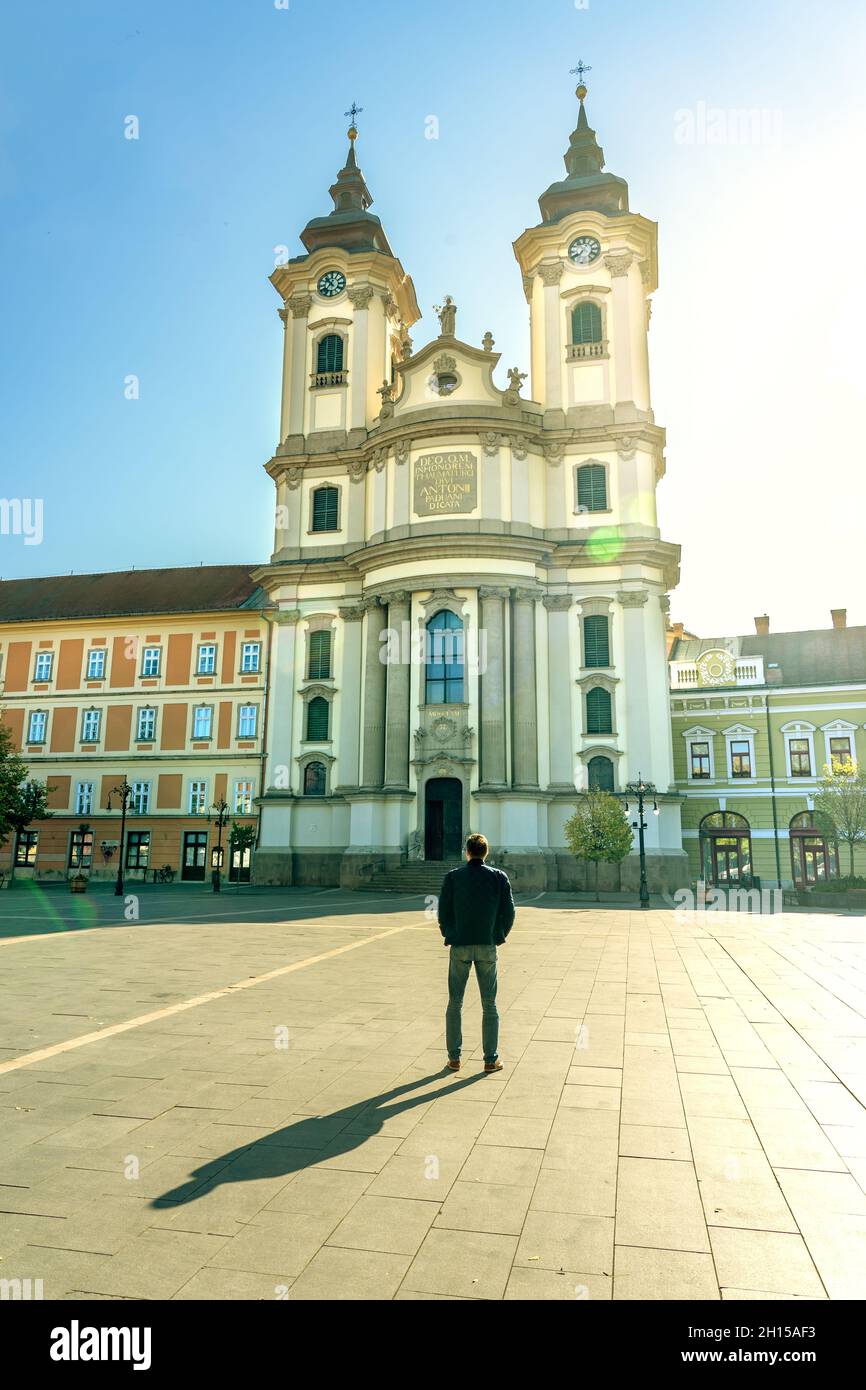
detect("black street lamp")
[623,775,660,910]
[107,776,135,897]
[208,797,230,894]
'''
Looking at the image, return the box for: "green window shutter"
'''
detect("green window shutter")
[586,686,612,735]
[312,486,339,532]
[317,334,344,373]
[584,615,610,667]
[308,630,331,681]
[576,464,607,512]
[588,756,615,791]
[571,302,603,345]
[306,697,330,741]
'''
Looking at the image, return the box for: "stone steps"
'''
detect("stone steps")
[359,862,461,895]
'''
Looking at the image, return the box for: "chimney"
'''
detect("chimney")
[831,608,847,630]
[754,615,770,636]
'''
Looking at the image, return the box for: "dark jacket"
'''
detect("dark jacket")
[437,859,516,947]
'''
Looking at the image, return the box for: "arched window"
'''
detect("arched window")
[588,756,615,792]
[571,301,603,346]
[789,812,838,887]
[316,334,344,374]
[425,610,464,704]
[303,761,326,797]
[699,811,752,887]
[308,629,332,681]
[583,615,610,668]
[586,686,612,735]
[311,486,339,533]
[576,464,608,513]
[306,697,330,742]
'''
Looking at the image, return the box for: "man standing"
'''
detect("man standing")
[437,833,515,1073]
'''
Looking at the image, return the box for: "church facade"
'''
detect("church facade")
[252,84,687,892]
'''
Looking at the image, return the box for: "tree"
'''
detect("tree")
[564,789,634,901]
[228,821,256,888]
[813,758,866,882]
[0,723,53,879]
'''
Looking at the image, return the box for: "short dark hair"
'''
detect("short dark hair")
[466,832,489,860]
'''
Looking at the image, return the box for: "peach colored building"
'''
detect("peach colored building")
[0,566,268,883]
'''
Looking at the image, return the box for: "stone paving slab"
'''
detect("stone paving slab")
[1,893,866,1299]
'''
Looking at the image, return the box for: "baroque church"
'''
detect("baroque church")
[252,81,686,891]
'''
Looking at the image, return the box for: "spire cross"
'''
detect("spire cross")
[570,61,592,85]
[344,102,364,127]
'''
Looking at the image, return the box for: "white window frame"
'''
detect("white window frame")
[724,725,757,780]
[234,779,254,814]
[81,709,101,744]
[682,725,716,781]
[131,781,151,815]
[240,641,261,674]
[781,722,816,780]
[237,704,258,739]
[136,707,156,742]
[142,646,161,678]
[75,781,94,815]
[27,710,47,744]
[192,705,213,740]
[86,649,106,680]
[188,780,208,815]
[33,652,53,682]
[822,721,858,771]
[197,644,217,675]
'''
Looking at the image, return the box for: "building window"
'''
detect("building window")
[33,652,53,682]
[303,761,327,797]
[583,614,610,668]
[790,812,838,887]
[586,687,613,735]
[425,610,465,704]
[829,736,853,768]
[690,741,711,779]
[308,629,332,681]
[126,831,151,869]
[197,644,217,675]
[316,334,344,375]
[234,780,254,814]
[86,649,106,680]
[27,710,47,744]
[142,647,161,677]
[193,706,213,740]
[69,829,93,869]
[189,780,207,815]
[137,707,156,742]
[571,301,603,346]
[576,464,608,513]
[587,756,615,792]
[788,737,812,777]
[131,781,151,815]
[81,709,101,743]
[240,641,261,673]
[311,486,339,533]
[75,781,94,815]
[238,705,258,738]
[700,811,752,887]
[14,830,38,868]
[306,696,330,741]
[730,740,752,778]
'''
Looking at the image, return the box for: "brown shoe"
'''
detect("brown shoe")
[484,1060,504,1073]
[446,1058,461,1071]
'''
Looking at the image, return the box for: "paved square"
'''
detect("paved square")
[1,885,865,1300]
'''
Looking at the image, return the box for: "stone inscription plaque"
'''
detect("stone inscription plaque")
[413,452,478,516]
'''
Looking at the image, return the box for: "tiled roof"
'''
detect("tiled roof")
[0,566,266,624]
[670,626,866,685]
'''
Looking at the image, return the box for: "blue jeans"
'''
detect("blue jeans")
[446,945,499,1064]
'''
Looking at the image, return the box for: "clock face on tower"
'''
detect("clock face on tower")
[317,270,346,298]
[568,236,602,267]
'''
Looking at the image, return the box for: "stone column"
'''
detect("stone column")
[618,588,650,779]
[335,604,364,789]
[479,587,509,787]
[539,261,564,415]
[361,596,387,788]
[264,609,301,791]
[287,294,312,437]
[347,284,374,431]
[543,595,574,787]
[604,252,635,406]
[384,591,411,789]
[511,589,539,788]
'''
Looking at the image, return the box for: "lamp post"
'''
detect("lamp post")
[623,775,660,910]
[208,797,230,893]
[107,776,135,897]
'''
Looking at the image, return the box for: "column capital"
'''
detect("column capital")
[512,587,541,604]
[287,294,313,319]
[543,594,573,612]
[386,590,411,608]
[360,594,385,613]
[347,284,375,310]
[338,604,366,623]
[617,589,649,608]
[478,585,510,601]
[604,251,635,278]
[538,260,565,286]
[272,608,302,626]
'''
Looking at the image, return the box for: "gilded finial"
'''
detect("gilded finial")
[345,101,363,141]
[570,60,592,101]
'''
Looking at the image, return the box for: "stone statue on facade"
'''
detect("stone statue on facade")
[434,295,457,337]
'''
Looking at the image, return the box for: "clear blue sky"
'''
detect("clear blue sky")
[1,0,864,634]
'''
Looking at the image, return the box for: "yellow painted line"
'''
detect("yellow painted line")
[0,924,412,1077]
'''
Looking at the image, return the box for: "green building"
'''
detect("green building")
[669,610,866,889]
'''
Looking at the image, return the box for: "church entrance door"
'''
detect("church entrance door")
[424,779,463,861]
